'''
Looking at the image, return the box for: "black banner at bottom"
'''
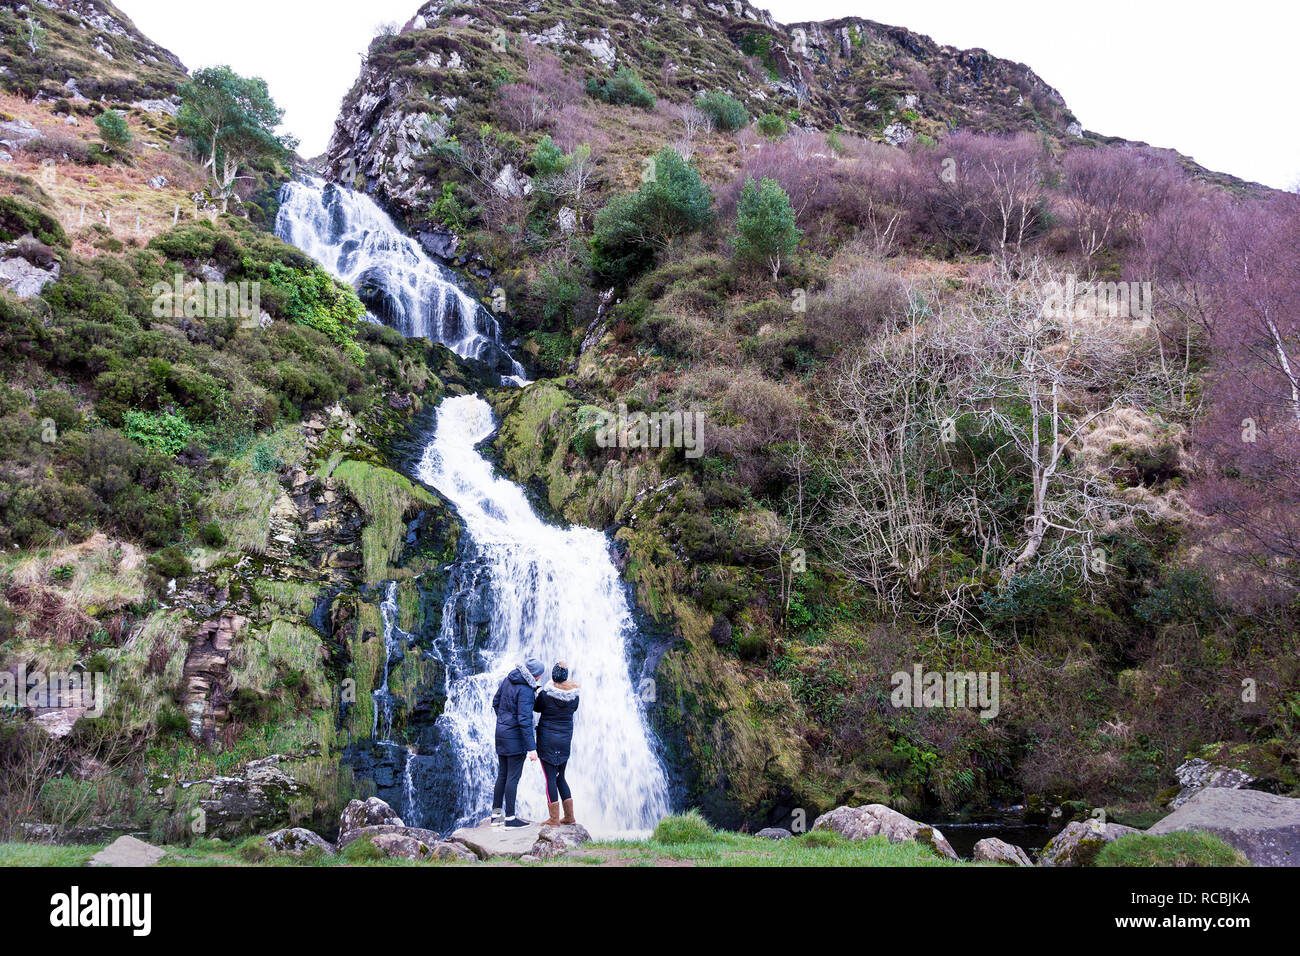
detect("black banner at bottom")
[2,863,1279,945]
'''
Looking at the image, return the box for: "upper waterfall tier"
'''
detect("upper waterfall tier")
[275,177,526,383]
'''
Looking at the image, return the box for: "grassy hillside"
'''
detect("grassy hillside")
[316,0,1300,829]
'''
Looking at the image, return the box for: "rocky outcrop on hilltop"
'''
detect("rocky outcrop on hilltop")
[323,0,1076,223]
[0,0,188,100]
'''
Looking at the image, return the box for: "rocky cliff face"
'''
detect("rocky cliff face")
[0,0,187,101]
[325,0,1076,221]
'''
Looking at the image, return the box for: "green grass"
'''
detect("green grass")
[1095,831,1251,867]
[331,460,436,584]
[0,833,961,867]
[0,843,101,866]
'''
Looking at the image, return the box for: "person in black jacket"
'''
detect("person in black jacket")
[490,657,545,828]
[535,660,580,826]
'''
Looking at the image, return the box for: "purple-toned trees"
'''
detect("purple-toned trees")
[1188,194,1300,596]
[922,131,1047,254]
[1062,145,1180,259]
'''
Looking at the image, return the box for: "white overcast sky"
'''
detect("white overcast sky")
[117,0,1298,189]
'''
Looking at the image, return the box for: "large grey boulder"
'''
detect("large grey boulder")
[1150,788,1300,866]
[0,118,40,151]
[973,837,1033,866]
[182,756,304,840]
[89,836,166,867]
[530,823,593,860]
[0,255,59,299]
[339,796,403,836]
[450,822,541,860]
[265,827,335,857]
[337,824,440,850]
[1168,757,1255,809]
[812,805,959,860]
[1039,820,1139,866]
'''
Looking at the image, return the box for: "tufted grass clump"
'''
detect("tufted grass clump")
[1096,831,1250,867]
[651,810,718,845]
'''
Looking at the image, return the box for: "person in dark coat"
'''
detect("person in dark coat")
[490,657,545,828]
[534,660,580,826]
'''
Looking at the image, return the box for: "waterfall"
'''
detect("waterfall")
[274,177,526,383]
[417,395,671,837]
[277,174,670,838]
[372,581,403,743]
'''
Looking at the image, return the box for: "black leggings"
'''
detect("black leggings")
[493,754,525,816]
[541,760,571,803]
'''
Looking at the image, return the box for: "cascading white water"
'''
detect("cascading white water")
[372,581,403,742]
[275,177,526,382]
[417,395,671,837]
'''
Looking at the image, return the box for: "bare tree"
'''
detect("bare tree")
[670,105,710,161]
[1063,146,1179,260]
[818,297,985,620]
[953,259,1160,583]
[927,132,1045,253]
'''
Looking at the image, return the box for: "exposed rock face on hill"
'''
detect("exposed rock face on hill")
[0,0,187,101]
[325,0,1075,220]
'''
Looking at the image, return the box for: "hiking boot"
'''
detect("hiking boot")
[544,801,562,826]
[561,798,576,825]
[490,808,505,828]
[505,817,531,828]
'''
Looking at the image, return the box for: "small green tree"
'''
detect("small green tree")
[586,68,655,108]
[24,16,46,55]
[178,66,297,213]
[592,147,712,283]
[757,112,787,139]
[531,135,567,177]
[734,176,801,279]
[696,91,749,132]
[94,110,133,155]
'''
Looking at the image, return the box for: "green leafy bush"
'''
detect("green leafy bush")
[0,195,68,246]
[734,176,801,279]
[757,112,787,138]
[592,148,713,284]
[146,545,191,580]
[586,68,655,108]
[530,135,567,177]
[123,410,196,456]
[94,109,133,155]
[265,263,365,362]
[697,91,749,131]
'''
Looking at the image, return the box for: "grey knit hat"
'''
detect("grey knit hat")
[525,657,546,678]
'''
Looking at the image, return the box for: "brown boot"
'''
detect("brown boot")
[561,798,576,825]
[544,801,562,826]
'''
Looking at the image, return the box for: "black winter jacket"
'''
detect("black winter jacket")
[492,666,540,756]
[534,684,580,764]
